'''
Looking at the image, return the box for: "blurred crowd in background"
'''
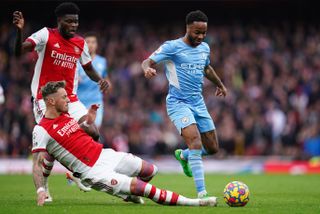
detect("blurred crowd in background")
[0,7,319,159]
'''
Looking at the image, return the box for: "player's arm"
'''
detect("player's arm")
[79,104,99,140]
[32,151,47,206]
[204,65,227,97]
[82,63,109,93]
[13,11,33,57]
[141,58,157,79]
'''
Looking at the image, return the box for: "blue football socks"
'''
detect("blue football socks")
[188,149,206,194]
[181,147,208,160]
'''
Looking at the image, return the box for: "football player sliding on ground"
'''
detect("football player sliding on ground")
[32,81,218,207]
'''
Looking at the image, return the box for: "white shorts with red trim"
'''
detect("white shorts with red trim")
[81,149,142,195]
[33,99,87,124]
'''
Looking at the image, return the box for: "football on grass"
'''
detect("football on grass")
[223,181,250,207]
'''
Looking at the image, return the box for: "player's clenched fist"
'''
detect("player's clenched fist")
[13,11,25,29]
[143,67,157,79]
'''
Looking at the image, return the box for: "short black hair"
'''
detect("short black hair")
[41,81,66,100]
[54,2,80,17]
[185,10,208,25]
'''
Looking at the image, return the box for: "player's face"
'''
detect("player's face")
[186,21,207,47]
[85,36,98,55]
[54,88,70,113]
[58,14,79,38]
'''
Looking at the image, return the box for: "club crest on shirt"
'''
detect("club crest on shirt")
[201,52,207,60]
[181,116,189,124]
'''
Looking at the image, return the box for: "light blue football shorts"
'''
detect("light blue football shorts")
[166,96,215,135]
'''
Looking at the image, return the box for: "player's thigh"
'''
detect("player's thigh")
[114,152,142,177]
[83,149,133,195]
[33,99,46,124]
[167,99,196,135]
[68,101,88,122]
[87,171,133,195]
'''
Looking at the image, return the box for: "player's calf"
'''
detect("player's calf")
[130,178,217,206]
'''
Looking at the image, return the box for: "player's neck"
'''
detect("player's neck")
[182,36,194,47]
[58,28,73,40]
[44,108,62,119]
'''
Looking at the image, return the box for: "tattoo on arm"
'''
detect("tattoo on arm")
[32,152,45,190]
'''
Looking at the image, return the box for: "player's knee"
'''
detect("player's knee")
[138,161,158,182]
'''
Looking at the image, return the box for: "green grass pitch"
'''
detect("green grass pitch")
[0,174,319,213]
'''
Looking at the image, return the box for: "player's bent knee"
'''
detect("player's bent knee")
[138,161,158,182]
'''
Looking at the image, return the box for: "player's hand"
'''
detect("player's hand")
[144,67,157,79]
[13,11,25,30]
[86,104,99,125]
[37,191,47,206]
[215,85,227,97]
[98,79,109,93]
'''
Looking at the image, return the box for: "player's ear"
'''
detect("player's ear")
[47,97,55,105]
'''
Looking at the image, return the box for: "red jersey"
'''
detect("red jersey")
[26,27,91,102]
[32,113,102,174]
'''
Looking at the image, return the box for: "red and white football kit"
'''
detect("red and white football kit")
[26,27,90,123]
[32,113,143,195]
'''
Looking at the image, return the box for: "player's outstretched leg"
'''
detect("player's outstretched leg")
[174,149,193,177]
[42,152,55,202]
[130,178,217,206]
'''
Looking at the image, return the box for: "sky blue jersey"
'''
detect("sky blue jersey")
[149,38,210,101]
[77,55,107,107]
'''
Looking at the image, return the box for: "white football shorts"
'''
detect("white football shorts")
[81,149,143,195]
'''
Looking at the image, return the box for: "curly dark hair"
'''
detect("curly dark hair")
[54,2,80,17]
[186,10,208,25]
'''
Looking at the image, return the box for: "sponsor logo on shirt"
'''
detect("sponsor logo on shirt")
[51,50,78,69]
[57,119,80,137]
[180,63,205,70]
